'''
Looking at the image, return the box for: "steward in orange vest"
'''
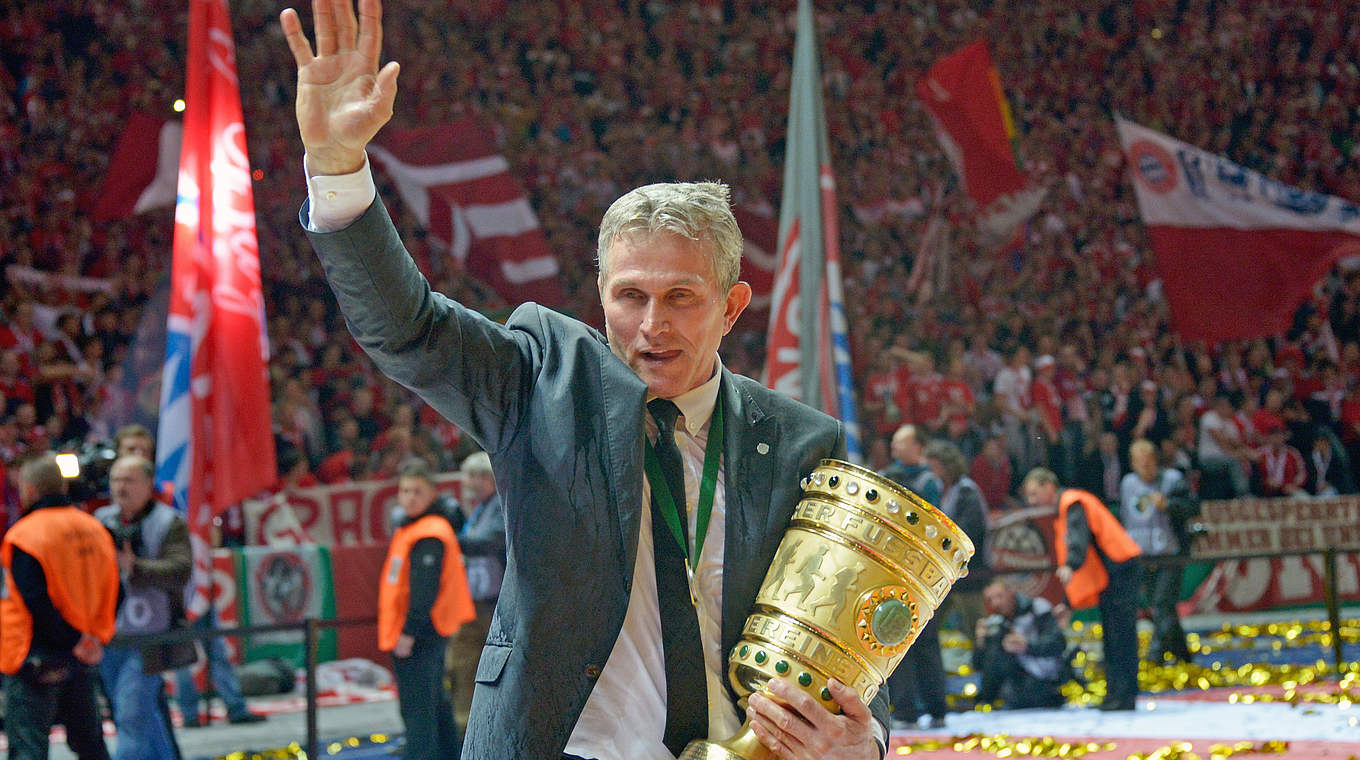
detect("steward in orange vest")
[1053,488,1141,609]
[378,507,476,649]
[1,455,119,760]
[1023,467,1141,712]
[380,460,475,760]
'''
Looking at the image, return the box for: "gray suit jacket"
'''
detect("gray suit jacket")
[304,199,888,758]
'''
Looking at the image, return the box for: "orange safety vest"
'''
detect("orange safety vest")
[377,513,475,651]
[0,506,120,674]
[1053,488,1142,609]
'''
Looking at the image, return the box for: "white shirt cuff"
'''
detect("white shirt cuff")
[304,153,377,232]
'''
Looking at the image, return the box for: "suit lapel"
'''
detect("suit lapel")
[599,341,649,582]
[719,371,779,654]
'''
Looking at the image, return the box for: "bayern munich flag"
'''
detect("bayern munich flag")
[1117,117,1360,343]
[159,0,276,616]
[368,120,563,306]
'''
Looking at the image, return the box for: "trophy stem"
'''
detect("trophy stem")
[678,722,775,760]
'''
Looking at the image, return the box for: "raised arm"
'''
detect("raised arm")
[280,0,400,175]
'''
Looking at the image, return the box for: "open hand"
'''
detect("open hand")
[280,0,400,175]
[747,677,879,760]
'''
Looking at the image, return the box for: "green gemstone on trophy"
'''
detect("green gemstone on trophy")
[871,598,914,646]
[821,687,832,701]
[799,672,813,687]
[739,645,749,658]
[775,660,789,674]
[754,651,767,664]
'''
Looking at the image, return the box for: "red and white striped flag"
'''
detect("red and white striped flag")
[368,120,563,306]
[1116,117,1360,342]
[158,0,276,617]
[90,113,182,223]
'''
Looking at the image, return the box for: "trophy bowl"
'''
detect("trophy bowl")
[680,459,974,760]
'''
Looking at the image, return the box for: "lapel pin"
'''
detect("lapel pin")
[756,442,770,455]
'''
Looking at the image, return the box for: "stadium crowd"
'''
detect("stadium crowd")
[2,0,1360,527]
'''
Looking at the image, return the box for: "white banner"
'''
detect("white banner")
[244,474,463,546]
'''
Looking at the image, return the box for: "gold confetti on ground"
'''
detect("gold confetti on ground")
[943,617,1360,711]
[209,735,397,760]
[894,737,1298,759]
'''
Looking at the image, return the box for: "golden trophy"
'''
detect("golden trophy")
[680,459,975,760]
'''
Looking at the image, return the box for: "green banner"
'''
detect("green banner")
[238,544,337,667]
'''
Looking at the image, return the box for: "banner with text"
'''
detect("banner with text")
[1184,496,1360,613]
[983,496,1360,613]
[243,475,463,547]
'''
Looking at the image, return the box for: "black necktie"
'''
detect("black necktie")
[647,398,708,754]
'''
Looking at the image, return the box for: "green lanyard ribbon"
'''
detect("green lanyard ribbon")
[643,392,724,573]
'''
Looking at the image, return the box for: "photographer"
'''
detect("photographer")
[972,580,1068,710]
[1,454,119,760]
[94,455,193,760]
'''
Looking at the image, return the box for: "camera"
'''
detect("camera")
[108,521,140,550]
[982,614,1006,638]
[55,440,118,503]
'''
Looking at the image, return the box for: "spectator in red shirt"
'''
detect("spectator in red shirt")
[1254,418,1306,498]
[971,433,1015,511]
[863,352,910,437]
[939,357,977,432]
[1031,354,1064,469]
[906,352,945,433]
[0,301,42,366]
[0,350,35,409]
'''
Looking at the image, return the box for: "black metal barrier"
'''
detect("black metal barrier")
[1141,546,1353,671]
[103,547,1358,758]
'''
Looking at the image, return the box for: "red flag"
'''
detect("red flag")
[1116,117,1360,343]
[732,204,777,330]
[917,41,1044,242]
[90,113,182,222]
[158,0,275,616]
[368,120,563,306]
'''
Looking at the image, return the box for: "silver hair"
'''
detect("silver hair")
[596,181,743,291]
[113,455,155,480]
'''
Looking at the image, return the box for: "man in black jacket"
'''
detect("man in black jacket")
[381,459,474,760]
[1,455,120,760]
[972,580,1068,710]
